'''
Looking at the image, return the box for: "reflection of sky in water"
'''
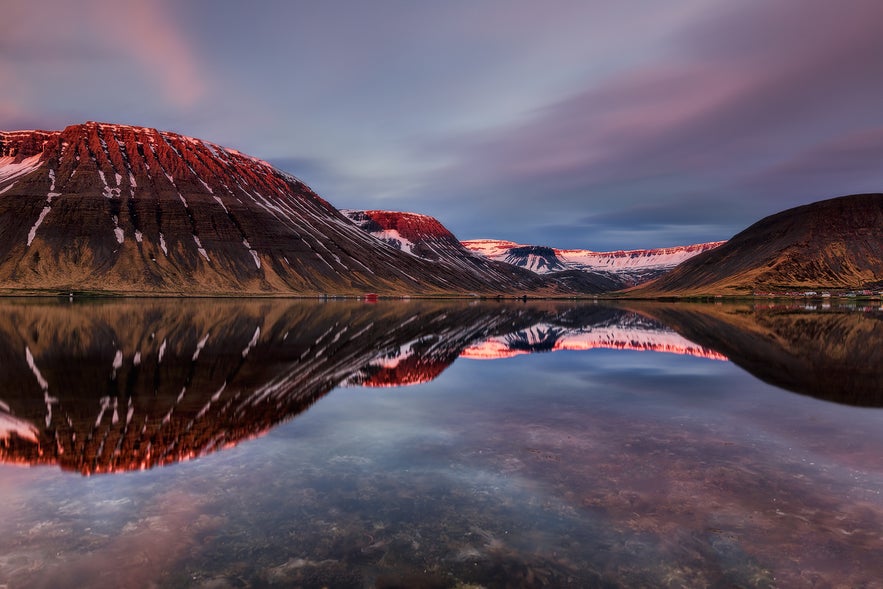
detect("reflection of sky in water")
[2,348,882,588]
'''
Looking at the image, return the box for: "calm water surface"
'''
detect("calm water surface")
[0,300,880,588]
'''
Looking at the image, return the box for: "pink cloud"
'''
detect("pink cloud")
[97,1,206,108]
[0,0,206,117]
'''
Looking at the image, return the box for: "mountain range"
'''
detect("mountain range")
[461,238,725,288]
[2,122,881,296]
[0,123,558,296]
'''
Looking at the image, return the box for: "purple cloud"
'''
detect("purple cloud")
[403,0,883,248]
[2,0,881,251]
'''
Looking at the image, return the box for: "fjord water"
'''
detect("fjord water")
[0,300,880,588]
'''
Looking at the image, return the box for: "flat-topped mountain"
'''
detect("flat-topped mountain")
[634,194,883,296]
[0,123,559,296]
[463,238,725,287]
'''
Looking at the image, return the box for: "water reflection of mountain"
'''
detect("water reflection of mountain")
[631,303,883,407]
[0,301,724,474]
[1,300,878,475]
[460,307,728,360]
[0,300,563,474]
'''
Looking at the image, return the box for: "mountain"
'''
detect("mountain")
[344,210,621,293]
[0,299,558,474]
[462,239,725,287]
[0,123,561,296]
[630,302,883,406]
[633,194,883,296]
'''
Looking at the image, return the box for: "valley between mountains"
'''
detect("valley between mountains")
[1,122,881,297]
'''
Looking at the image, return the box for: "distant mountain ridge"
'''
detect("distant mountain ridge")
[344,209,623,293]
[462,239,725,287]
[634,193,883,295]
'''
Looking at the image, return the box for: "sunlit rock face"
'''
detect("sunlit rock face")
[0,123,559,296]
[634,193,883,295]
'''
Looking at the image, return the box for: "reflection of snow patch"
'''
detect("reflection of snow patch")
[211,382,227,402]
[0,412,39,443]
[112,349,123,377]
[192,333,210,361]
[25,346,49,390]
[242,326,261,358]
[95,397,110,427]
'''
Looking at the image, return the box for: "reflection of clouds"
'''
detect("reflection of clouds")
[0,307,880,586]
[0,475,217,589]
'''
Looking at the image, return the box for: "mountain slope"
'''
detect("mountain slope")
[633,194,883,295]
[344,209,619,293]
[463,238,725,287]
[630,302,883,406]
[0,123,560,296]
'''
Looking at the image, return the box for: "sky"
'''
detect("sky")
[2,0,882,250]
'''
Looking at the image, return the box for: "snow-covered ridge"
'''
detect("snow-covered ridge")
[462,238,726,275]
[0,154,43,187]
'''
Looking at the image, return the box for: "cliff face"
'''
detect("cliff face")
[0,123,558,295]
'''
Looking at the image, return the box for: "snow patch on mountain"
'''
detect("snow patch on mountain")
[462,238,726,283]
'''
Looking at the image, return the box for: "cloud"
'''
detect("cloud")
[761,127,883,179]
[0,0,206,125]
[411,0,883,249]
[99,1,206,108]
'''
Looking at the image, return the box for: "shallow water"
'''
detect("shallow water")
[0,299,881,588]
